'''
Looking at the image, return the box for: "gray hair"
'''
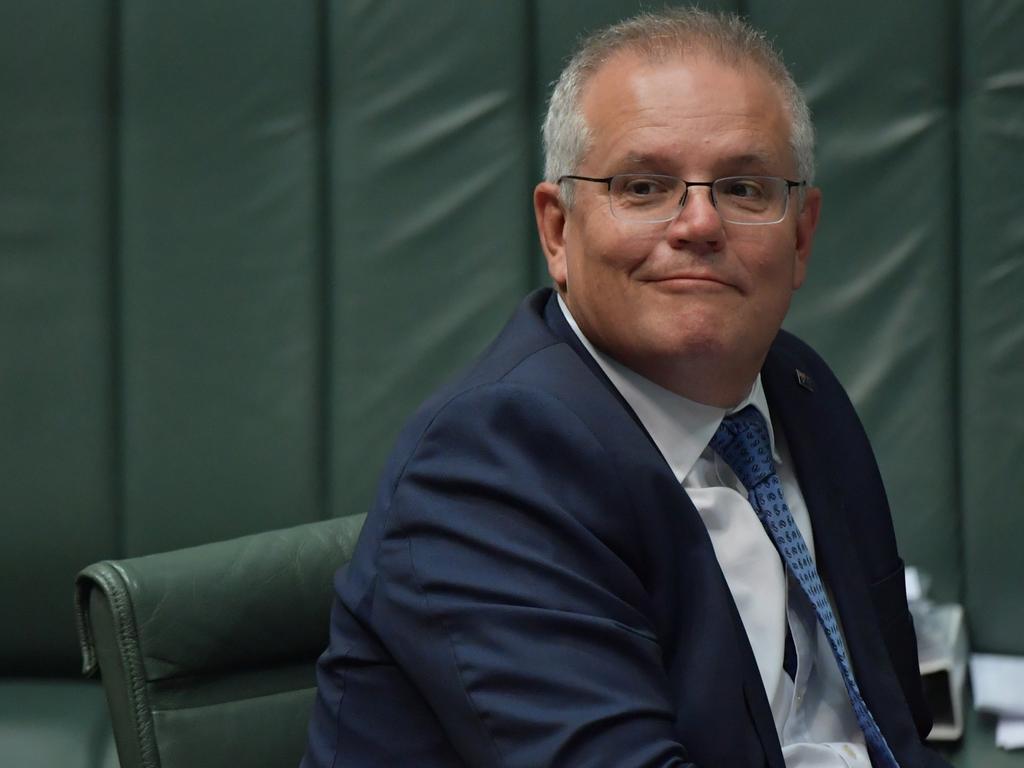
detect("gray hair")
[542,8,816,207]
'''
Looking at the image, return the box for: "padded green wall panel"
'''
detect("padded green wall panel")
[326,1,533,518]
[749,2,961,601]
[120,2,321,554]
[0,681,117,768]
[960,0,1024,653]
[0,2,115,672]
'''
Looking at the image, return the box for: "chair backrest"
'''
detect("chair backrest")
[75,514,366,768]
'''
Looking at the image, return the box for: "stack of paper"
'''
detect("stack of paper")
[904,567,969,742]
[970,654,1024,750]
[914,603,967,741]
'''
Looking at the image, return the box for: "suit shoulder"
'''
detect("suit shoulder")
[395,290,608,460]
[398,345,604,469]
[409,290,567,415]
[772,328,832,375]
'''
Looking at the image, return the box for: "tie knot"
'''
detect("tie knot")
[709,405,776,491]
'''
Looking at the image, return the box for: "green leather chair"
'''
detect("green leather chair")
[75,514,365,768]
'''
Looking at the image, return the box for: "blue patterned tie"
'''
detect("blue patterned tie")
[710,406,899,768]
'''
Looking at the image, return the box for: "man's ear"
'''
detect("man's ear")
[534,181,568,292]
[792,185,821,290]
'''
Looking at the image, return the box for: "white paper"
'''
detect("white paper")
[904,566,923,603]
[996,716,1024,750]
[918,605,967,741]
[970,654,1024,716]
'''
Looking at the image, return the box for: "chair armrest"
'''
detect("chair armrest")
[74,514,365,768]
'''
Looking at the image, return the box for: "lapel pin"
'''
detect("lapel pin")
[795,369,815,392]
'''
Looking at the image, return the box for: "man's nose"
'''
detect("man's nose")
[664,185,725,250]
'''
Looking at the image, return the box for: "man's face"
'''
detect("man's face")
[535,51,820,405]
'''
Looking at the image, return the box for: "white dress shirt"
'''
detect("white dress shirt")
[558,296,871,767]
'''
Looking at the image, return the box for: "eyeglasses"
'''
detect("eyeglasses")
[559,174,806,225]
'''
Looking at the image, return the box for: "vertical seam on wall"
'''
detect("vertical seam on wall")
[109,0,125,557]
[950,0,966,606]
[946,0,962,606]
[316,0,333,521]
[524,0,542,290]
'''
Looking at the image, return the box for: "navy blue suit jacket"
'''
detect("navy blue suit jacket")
[303,288,948,767]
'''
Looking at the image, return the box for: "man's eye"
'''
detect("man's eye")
[627,181,654,196]
[723,179,766,199]
[620,177,671,197]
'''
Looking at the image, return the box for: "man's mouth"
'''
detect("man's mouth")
[645,273,735,290]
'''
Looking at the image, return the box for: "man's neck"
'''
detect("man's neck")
[625,354,762,409]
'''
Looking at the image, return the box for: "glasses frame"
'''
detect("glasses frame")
[559,173,806,225]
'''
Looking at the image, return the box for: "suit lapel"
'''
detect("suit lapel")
[542,291,652,437]
[761,343,925,762]
[760,348,853,620]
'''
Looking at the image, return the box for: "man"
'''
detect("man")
[304,9,950,767]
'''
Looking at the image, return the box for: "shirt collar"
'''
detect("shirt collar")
[557,294,780,483]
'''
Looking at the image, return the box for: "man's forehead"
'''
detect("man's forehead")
[580,52,787,140]
[584,46,776,101]
[579,52,792,171]
[621,149,779,169]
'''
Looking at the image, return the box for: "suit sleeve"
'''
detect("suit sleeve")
[366,382,694,768]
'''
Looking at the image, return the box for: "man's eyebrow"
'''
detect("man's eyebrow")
[718,151,783,172]
[617,150,782,173]
[620,151,675,169]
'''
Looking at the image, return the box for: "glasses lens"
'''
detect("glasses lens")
[713,176,788,224]
[608,174,684,222]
